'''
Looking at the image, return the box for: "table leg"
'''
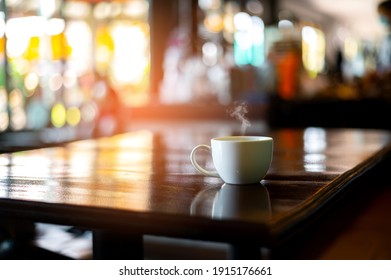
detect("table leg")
[92,230,143,260]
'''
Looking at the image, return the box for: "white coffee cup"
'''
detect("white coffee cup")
[190,136,273,184]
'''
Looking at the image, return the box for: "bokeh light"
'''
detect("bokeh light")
[67,106,81,126]
[51,103,67,128]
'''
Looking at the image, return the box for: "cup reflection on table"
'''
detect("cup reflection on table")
[191,183,271,222]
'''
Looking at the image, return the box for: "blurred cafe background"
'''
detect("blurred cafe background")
[1,0,391,261]
[0,0,391,148]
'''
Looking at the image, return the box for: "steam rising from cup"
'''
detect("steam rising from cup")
[228,101,251,135]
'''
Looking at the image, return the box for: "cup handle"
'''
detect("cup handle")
[190,144,219,177]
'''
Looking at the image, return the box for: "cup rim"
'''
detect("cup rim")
[212,136,273,142]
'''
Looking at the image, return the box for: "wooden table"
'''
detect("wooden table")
[0,120,390,259]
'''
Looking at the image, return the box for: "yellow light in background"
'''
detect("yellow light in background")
[6,16,46,59]
[51,103,66,128]
[302,26,317,72]
[48,18,72,61]
[0,17,5,54]
[111,22,149,85]
[51,33,72,60]
[204,12,224,33]
[95,26,115,75]
[302,26,325,79]
[23,36,41,61]
[344,37,359,61]
[93,1,151,107]
[223,1,240,44]
[66,106,81,126]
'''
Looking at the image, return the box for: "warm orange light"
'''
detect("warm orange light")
[110,22,149,85]
[0,37,4,55]
[23,36,40,61]
[277,51,300,100]
[204,12,224,33]
[95,26,115,74]
[51,32,72,60]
